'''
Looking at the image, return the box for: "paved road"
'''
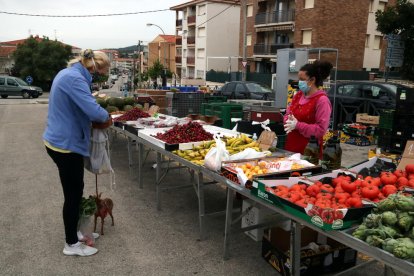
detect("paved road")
[0,99,402,276]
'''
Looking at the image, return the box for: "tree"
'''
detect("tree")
[376,0,414,80]
[147,59,164,80]
[12,36,72,90]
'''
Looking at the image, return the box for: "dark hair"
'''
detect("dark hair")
[300,61,333,86]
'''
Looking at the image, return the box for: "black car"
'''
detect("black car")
[327,81,413,126]
[216,81,273,100]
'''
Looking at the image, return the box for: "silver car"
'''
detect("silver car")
[0,76,43,99]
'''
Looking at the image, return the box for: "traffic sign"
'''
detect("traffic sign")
[385,34,405,68]
[386,58,404,68]
[25,76,33,85]
[241,61,247,68]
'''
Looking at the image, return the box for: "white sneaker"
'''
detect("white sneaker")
[77,231,100,241]
[63,242,98,256]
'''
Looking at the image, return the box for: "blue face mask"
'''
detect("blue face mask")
[298,80,310,94]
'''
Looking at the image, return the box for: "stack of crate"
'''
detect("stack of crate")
[389,87,414,153]
[377,110,394,151]
[201,102,243,129]
[170,93,206,118]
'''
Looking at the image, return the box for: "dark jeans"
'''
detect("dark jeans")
[46,146,84,245]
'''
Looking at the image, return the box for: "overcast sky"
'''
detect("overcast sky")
[0,0,185,49]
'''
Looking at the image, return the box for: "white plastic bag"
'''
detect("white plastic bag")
[229,148,271,161]
[204,134,230,171]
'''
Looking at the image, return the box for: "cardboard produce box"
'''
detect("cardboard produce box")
[397,140,414,170]
[262,226,357,275]
[356,113,379,125]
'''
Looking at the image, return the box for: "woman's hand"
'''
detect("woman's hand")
[92,116,113,129]
[284,115,298,133]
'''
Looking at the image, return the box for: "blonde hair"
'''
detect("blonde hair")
[68,49,110,71]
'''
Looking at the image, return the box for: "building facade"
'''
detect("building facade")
[241,0,396,73]
[148,35,177,74]
[171,0,241,84]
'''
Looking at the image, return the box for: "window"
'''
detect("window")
[378,2,386,11]
[198,27,206,37]
[373,35,382,49]
[7,79,17,86]
[365,35,370,48]
[197,70,204,78]
[246,34,252,46]
[304,0,314,9]
[301,29,312,45]
[235,84,245,98]
[198,4,206,15]
[247,5,253,17]
[181,68,186,77]
[338,84,361,97]
[197,48,205,58]
[0,77,4,85]
[369,0,374,12]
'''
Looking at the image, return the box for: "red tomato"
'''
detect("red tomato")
[377,192,386,200]
[352,190,362,198]
[280,192,301,203]
[295,199,308,208]
[397,177,409,189]
[380,172,398,186]
[407,179,414,188]
[362,176,380,187]
[306,185,321,197]
[361,185,380,200]
[393,169,406,178]
[316,193,333,200]
[314,200,331,209]
[346,197,363,208]
[341,181,357,193]
[405,164,414,175]
[334,192,351,201]
[320,184,334,194]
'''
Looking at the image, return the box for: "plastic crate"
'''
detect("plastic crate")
[379,110,395,130]
[204,95,227,103]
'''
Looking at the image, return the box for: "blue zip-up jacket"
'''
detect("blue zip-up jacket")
[43,62,109,156]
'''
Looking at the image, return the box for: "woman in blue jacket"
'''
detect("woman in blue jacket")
[43,49,111,256]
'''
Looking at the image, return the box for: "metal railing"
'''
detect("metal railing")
[175,56,182,63]
[253,43,293,55]
[255,10,295,25]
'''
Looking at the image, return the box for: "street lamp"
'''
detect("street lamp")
[147,23,167,87]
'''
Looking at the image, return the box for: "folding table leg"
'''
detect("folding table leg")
[223,187,235,260]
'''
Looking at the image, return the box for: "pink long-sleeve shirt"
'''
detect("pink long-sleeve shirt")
[284,90,332,139]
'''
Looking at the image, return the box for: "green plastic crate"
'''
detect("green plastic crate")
[379,110,395,130]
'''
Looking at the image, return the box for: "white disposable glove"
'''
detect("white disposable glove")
[284,115,298,134]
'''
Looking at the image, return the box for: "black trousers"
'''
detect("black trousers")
[46,147,84,244]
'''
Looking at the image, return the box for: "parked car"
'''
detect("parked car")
[327,81,413,127]
[0,75,43,99]
[215,81,274,100]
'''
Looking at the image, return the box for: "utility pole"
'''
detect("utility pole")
[242,0,247,81]
[138,40,142,88]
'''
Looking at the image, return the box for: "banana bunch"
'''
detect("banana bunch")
[172,140,216,166]
[223,134,261,154]
[172,134,261,165]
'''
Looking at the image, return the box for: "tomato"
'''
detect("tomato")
[380,172,398,186]
[316,193,333,200]
[320,184,334,194]
[295,199,308,208]
[334,192,351,200]
[290,171,301,177]
[346,197,363,208]
[306,185,321,197]
[361,185,380,200]
[314,181,323,187]
[397,177,409,189]
[341,181,357,193]
[407,179,414,188]
[290,184,306,192]
[393,169,406,178]
[335,183,345,193]
[280,192,301,203]
[352,190,362,198]
[364,176,381,187]
[405,164,414,175]
[377,192,386,200]
[314,200,331,209]
[331,177,343,187]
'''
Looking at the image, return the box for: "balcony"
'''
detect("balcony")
[175,56,182,64]
[187,56,195,65]
[176,19,182,28]
[187,15,196,25]
[255,10,295,25]
[253,43,294,56]
[187,36,195,45]
[176,37,182,46]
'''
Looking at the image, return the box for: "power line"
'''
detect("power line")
[0,9,169,18]
[196,4,236,28]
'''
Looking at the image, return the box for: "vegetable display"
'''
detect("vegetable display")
[352,193,414,262]
[113,107,150,122]
[153,122,213,144]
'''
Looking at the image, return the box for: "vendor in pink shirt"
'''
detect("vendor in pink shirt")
[283,61,333,157]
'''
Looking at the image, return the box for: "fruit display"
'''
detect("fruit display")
[153,122,213,144]
[352,193,414,262]
[172,134,261,166]
[113,107,150,122]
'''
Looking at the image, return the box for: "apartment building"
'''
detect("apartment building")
[114,58,135,72]
[148,35,177,74]
[241,0,396,73]
[171,0,241,84]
